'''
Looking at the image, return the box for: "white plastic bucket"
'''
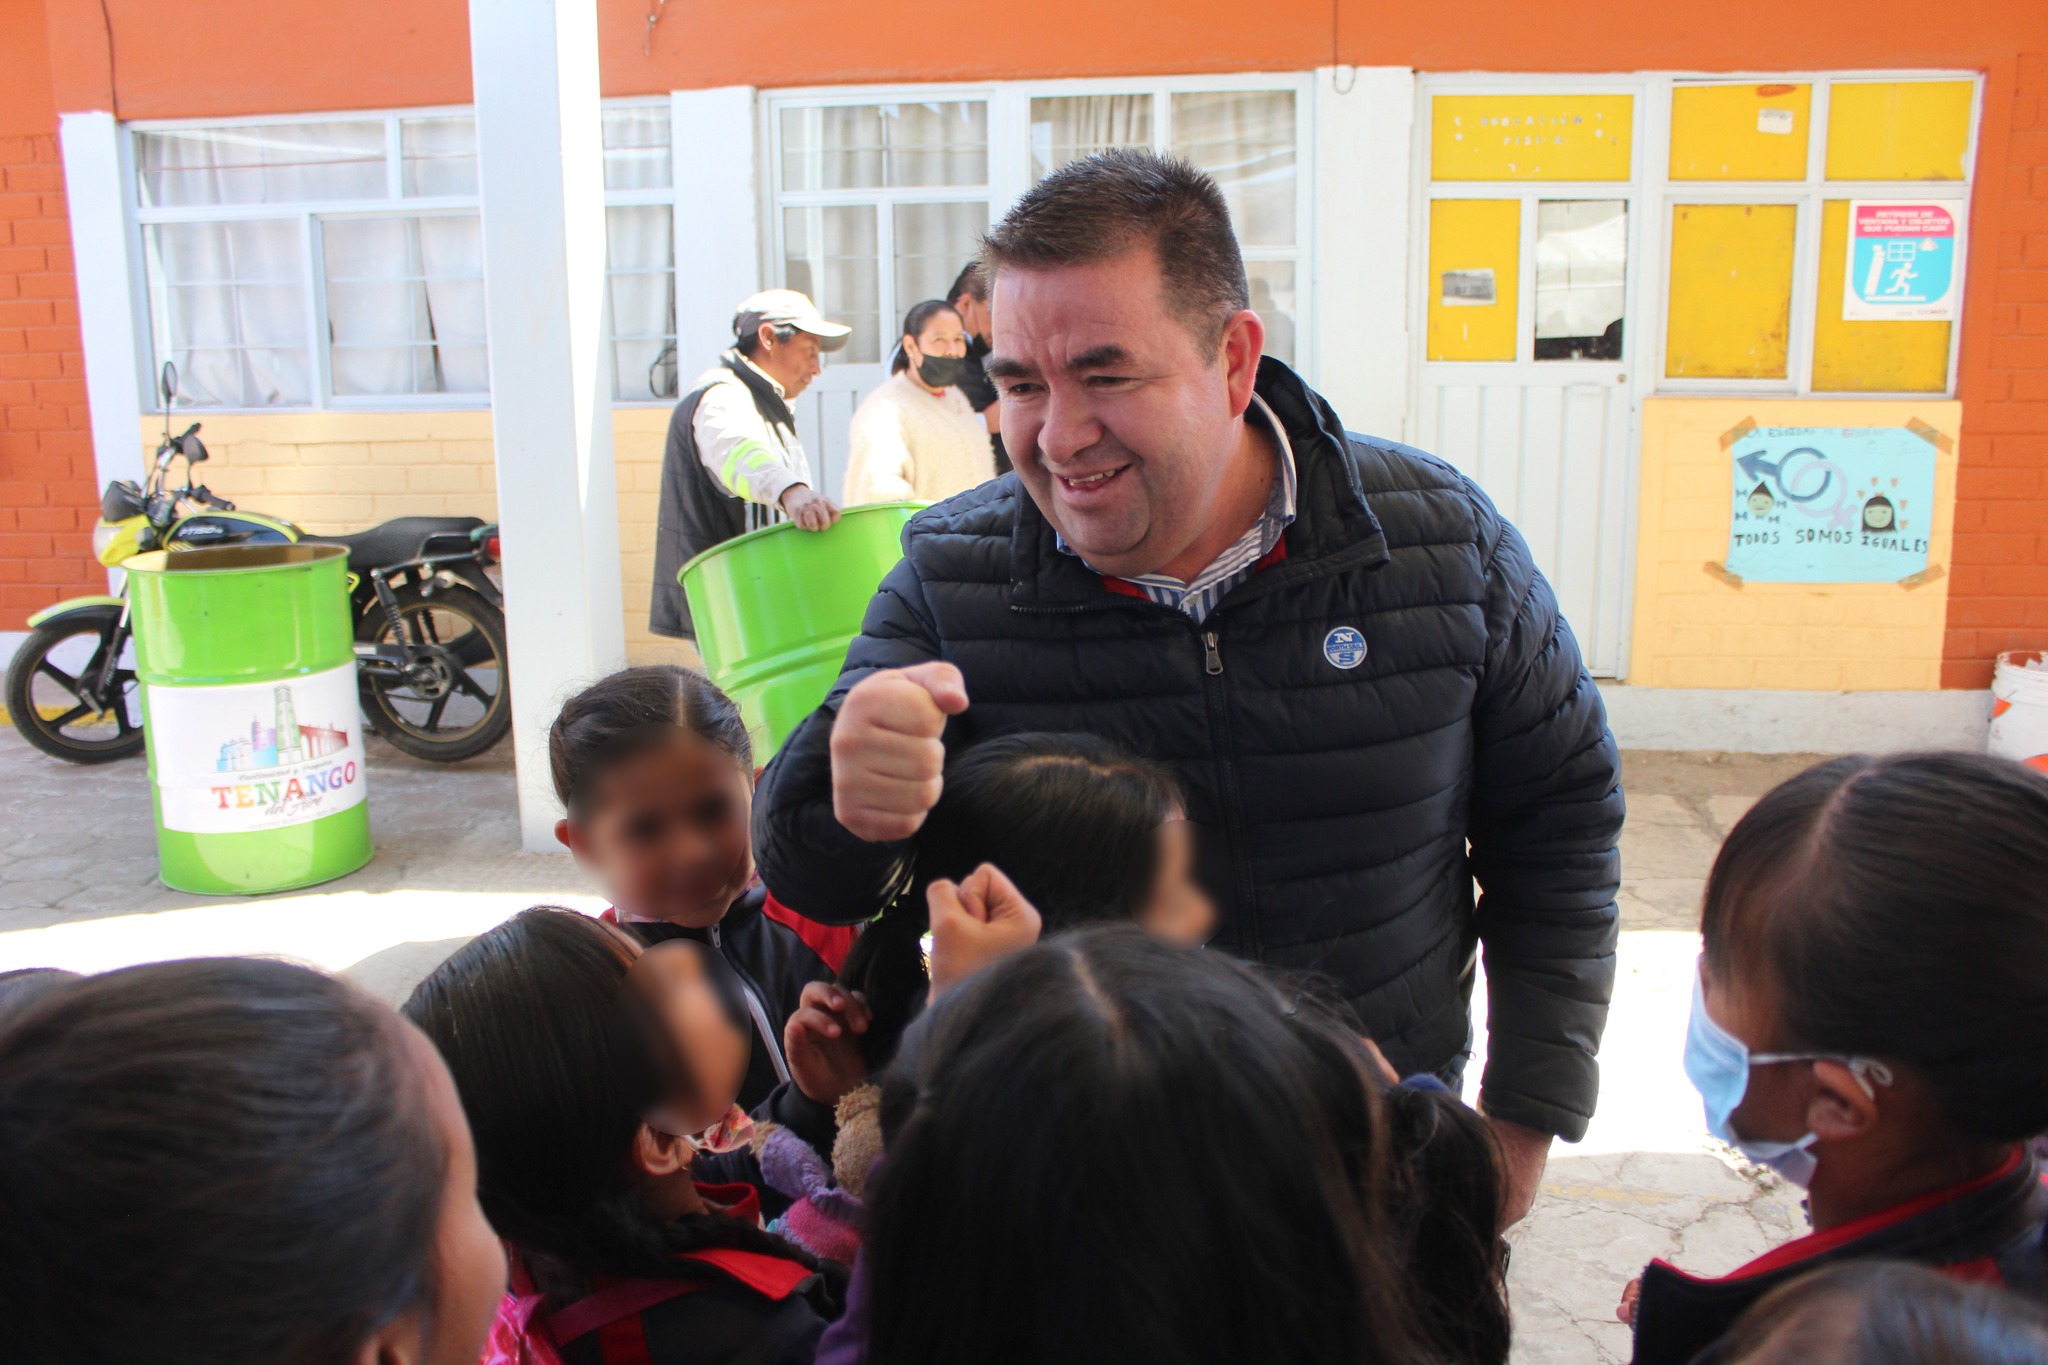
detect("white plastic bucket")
[1988,651,2048,774]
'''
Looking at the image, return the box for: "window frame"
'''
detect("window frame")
[757,72,1316,374]
[124,99,680,412]
[1410,70,1981,401]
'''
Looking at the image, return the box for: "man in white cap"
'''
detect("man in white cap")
[651,289,853,639]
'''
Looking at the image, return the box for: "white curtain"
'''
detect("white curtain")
[1029,95,1151,181]
[607,204,676,400]
[603,107,672,191]
[324,214,488,397]
[143,219,311,407]
[400,116,478,198]
[784,204,881,364]
[892,201,987,320]
[1171,91,1296,248]
[135,122,384,208]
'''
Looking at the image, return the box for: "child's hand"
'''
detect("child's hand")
[926,862,1043,1000]
[785,982,871,1108]
[1617,1276,1642,1327]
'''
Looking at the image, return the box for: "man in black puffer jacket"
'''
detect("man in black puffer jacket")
[754,150,1622,1222]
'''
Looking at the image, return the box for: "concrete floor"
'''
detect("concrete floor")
[0,726,1830,1362]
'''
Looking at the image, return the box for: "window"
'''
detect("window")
[601,106,678,401]
[1421,93,1637,367]
[1658,77,1973,395]
[767,80,1310,368]
[1418,75,1977,396]
[776,101,989,365]
[132,102,678,408]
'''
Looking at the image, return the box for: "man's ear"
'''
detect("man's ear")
[631,1121,693,1180]
[347,1307,424,1365]
[1218,307,1266,417]
[1808,1060,1882,1143]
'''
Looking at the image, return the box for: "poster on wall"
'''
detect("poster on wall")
[1726,427,1935,583]
[142,663,367,834]
[1842,200,1965,322]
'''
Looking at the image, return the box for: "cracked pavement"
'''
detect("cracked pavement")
[0,728,1830,1359]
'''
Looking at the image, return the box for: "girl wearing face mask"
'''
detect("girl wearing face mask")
[1620,752,2048,1365]
[842,299,997,507]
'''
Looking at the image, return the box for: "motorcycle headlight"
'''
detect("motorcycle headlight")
[93,515,152,567]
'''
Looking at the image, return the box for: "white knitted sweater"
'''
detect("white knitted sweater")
[842,371,996,506]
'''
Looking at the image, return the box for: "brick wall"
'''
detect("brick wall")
[0,133,97,632]
[1944,52,2048,689]
[1629,397,1962,690]
[130,410,694,666]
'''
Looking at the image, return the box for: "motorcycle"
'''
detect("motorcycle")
[6,361,513,765]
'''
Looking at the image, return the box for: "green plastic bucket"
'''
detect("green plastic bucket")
[127,544,372,895]
[682,502,923,759]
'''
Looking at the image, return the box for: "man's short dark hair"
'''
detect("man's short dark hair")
[945,263,988,307]
[977,150,1249,353]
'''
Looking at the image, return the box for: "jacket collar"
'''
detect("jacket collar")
[1006,358,1388,610]
[719,349,797,433]
[1657,1147,2042,1289]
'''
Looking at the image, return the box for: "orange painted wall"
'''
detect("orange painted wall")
[10,0,2048,677]
[0,0,97,633]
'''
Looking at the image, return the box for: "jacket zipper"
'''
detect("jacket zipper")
[709,922,792,1085]
[1193,620,1260,959]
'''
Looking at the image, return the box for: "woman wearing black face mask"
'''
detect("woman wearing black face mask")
[843,299,997,507]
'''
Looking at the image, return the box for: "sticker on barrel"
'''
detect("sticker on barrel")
[144,663,367,834]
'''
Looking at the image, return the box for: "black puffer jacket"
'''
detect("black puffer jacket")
[754,360,1623,1139]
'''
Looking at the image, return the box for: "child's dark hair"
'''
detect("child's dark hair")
[1380,1082,1510,1364]
[1700,751,2048,1144]
[1703,1260,2048,1364]
[0,966,80,1030]
[863,927,1415,1365]
[549,665,753,814]
[835,731,1184,1068]
[0,958,444,1365]
[403,907,813,1295]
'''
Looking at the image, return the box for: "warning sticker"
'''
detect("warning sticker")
[1843,200,1964,322]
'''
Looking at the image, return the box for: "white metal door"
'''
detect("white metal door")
[1413,194,1638,678]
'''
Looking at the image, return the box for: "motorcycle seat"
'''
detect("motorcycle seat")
[303,516,485,572]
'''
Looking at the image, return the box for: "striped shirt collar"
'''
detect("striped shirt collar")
[1054,392,1298,622]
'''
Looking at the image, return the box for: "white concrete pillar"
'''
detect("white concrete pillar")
[58,111,146,585]
[1311,67,1415,442]
[469,0,626,849]
[671,86,761,359]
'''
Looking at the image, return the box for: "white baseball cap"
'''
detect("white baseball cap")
[732,289,852,351]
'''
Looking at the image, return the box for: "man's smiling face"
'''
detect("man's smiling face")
[986,246,1251,580]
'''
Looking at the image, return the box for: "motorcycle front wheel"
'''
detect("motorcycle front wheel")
[4,617,145,764]
[355,584,511,762]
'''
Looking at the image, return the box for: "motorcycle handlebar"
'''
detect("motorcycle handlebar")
[191,486,235,511]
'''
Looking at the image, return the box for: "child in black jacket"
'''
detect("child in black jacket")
[405,906,871,1365]
[550,667,851,1111]
[1621,752,2048,1365]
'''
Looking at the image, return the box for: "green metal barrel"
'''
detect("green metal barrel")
[126,544,372,894]
[682,502,923,760]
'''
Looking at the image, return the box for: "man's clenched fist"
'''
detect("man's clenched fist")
[829,661,970,842]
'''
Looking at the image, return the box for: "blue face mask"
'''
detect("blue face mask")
[1683,970,1892,1188]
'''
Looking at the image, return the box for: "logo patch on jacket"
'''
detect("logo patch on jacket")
[1323,626,1368,670]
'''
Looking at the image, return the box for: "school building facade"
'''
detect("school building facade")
[2,0,2043,749]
